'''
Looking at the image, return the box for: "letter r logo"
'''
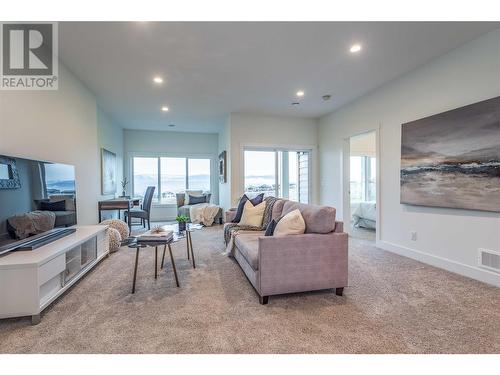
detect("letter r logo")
[2,23,53,75]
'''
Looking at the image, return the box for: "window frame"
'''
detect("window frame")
[130,152,214,206]
[242,145,313,203]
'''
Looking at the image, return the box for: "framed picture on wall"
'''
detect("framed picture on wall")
[219,151,227,183]
[101,148,116,195]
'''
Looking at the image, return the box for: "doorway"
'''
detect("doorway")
[348,131,377,241]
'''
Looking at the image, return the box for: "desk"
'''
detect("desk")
[98,198,140,230]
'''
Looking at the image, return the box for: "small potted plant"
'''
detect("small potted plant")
[176,215,189,233]
[120,177,129,198]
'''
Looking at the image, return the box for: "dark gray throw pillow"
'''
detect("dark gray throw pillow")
[264,219,279,236]
[188,195,206,205]
[232,193,264,223]
[40,200,66,211]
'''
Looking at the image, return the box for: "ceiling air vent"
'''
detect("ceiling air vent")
[478,248,500,273]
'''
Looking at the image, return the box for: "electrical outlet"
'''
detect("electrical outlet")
[410,231,417,241]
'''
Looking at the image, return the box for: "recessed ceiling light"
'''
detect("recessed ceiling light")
[161,106,169,112]
[350,44,362,53]
[291,102,300,106]
[168,124,175,127]
[153,76,163,84]
[296,90,305,97]
[322,94,331,101]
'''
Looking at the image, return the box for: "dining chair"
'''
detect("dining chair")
[126,186,155,229]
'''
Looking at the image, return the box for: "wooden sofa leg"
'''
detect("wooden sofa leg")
[335,287,344,296]
[259,296,269,305]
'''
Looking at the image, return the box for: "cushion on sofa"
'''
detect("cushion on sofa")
[281,201,336,234]
[232,193,264,223]
[188,194,206,205]
[184,190,203,205]
[264,218,280,236]
[235,234,260,270]
[239,200,266,227]
[273,209,305,236]
[40,200,66,211]
[49,194,76,211]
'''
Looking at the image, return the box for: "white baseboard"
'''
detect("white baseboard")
[376,240,500,287]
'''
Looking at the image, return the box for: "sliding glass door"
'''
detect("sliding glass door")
[244,150,276,198]
[244,148,311,203]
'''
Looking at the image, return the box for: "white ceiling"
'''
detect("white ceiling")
[59,22,499,133]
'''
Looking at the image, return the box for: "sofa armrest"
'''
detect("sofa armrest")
[257,232,348,296]
[225,209,237,223]
[334,221,344,233]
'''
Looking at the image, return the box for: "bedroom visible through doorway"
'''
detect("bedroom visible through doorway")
[349,131,377,241]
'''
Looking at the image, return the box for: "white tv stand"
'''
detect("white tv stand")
[0,225,109,324]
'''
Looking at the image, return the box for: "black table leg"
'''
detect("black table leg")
[161,244,166,269]
[168,244,180,287]
[186,233,190,260]
[155,246,158,279]
[132,247,140,293]
[188,231,195,269]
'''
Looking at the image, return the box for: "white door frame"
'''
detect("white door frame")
[342,127,381,243]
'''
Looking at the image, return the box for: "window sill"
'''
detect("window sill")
[152,202,177,208]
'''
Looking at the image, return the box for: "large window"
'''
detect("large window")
[132,156,211,203]
[243,149,310,203]
[350,156,376,203]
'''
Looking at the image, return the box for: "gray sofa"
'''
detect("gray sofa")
[225,199,348,304]
[176,193,223,224]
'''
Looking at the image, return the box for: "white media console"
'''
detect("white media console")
[0,225,109,324]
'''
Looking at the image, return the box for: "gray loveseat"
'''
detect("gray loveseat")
[176,193,223,224]
[225,199,348,304]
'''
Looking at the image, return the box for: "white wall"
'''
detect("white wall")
[123,129,219,220]
[218,115,232,211]
[319,28,500,286]
[350,131,376,157]
[226,113,319,207]
[0,64,122,225]
[97,107,124,219]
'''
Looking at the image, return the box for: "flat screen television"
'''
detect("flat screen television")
[0,154,77,255]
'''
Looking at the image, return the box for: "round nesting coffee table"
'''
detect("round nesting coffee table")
[160,223,202,269]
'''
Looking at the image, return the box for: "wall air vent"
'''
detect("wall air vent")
[478,248,500,273]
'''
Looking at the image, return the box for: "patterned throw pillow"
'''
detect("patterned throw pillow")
[232,193,264,223]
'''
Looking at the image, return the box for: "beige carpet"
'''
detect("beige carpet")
[0,225,499,353]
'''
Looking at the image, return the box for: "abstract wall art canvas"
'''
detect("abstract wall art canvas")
[101,148,116,195]
[401,96,500,212]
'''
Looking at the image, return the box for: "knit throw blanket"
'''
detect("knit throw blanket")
[223,196,278,256]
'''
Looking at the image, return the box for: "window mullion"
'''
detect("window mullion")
[157,157,161,203]
[185,158,189,190]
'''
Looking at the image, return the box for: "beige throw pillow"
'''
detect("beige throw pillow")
[273,209,306,236]
[239,200,266,227]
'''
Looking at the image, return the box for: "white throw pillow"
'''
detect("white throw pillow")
[239,200,266,227]
[184,190,203,205]
[273,209,306,236]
